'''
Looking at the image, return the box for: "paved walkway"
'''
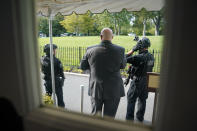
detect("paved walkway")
[41,72,155,125]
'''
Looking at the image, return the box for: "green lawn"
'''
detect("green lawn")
[38,36,164,73]
[38,36,164,51]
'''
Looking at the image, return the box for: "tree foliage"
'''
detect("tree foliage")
[38,17,49,36]
[60,12,95,36]
[130,8,165,36]
[38,14,66,37]
[52,13,67,36]
[38,9,165,37]
[79,12,94,35]
[60,13,81,35]
[148,8,165,35]
[92,9,132,35]
[110,9,132,35]
[131,8,151,36]
[93,10,113,32]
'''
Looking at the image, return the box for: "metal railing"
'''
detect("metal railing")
[40,46,161,73]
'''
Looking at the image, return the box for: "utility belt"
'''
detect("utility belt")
[44,76,64,81]
[132,75,146,82]
[132,76,139,82]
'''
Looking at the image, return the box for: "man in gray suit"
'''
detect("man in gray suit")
[80,28,126,118]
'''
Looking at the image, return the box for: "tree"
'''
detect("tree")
[131,13,144,36]
[131,8,165,36]
[135,8,150,36]
[149,8,164,36]
[93,10,132,35]
[110,9,132,35]
[79,12,94,35]
[38,17,49,36]
[131,9,156,36]
[60,13,82,36]
[93,10,114,33]
[38,14,66,37]
[60,12,95,36]
[52,14,66,36]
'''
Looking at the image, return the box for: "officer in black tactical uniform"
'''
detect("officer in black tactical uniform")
[41,44,65,107]
[125,37,154,122]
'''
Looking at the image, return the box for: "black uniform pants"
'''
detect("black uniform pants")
[91,97,120,118]
[126,78,148,122]
[45,79,65,108]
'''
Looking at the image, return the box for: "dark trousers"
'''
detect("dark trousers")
[91,97,120,118]
[126,79,148,122]
[126,96,146,121]
[45,80,65,108]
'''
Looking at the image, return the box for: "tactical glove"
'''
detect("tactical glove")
[132,40,142,52]
[132,45,139,52]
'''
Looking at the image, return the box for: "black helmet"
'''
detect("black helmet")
[44,44,57,55]
[140,37,151,48]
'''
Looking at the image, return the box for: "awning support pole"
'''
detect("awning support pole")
[48,8,57,106]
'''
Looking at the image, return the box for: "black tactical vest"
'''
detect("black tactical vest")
[133,51,154,78]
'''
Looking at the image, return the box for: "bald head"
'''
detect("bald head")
[100,28,113,41]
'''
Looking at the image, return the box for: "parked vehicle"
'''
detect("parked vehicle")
[128,32,136,36]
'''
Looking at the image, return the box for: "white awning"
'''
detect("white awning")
[37,0,164,16]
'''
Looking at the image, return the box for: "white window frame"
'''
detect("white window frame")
[7,0,157,130]
[4,0,196,130]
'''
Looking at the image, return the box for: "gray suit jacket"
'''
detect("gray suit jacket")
[80,40,126,99]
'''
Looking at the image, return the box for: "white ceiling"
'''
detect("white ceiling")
[37,0,164,16]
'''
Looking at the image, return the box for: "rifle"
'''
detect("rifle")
[124,35,140,86]
[124,65,132,86]
[124,65,139,86]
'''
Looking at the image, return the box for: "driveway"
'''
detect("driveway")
[41,72,155,125]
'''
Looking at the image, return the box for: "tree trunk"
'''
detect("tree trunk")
[75,27,77,36]
[114,18,117,35]
[143,19,146,36]
[118,25,121,35]
[155,24,160,36]
[76,29,78,36]
[152,14,161,36]
[117,26,120,35]
[75,26,79,36]
[117,19,120,35]
[76,15,79,36]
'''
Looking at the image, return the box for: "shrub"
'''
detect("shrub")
[121,71,129,78]
[64,66,71,72]
[72,68,83,73]
[43,94,54,105]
